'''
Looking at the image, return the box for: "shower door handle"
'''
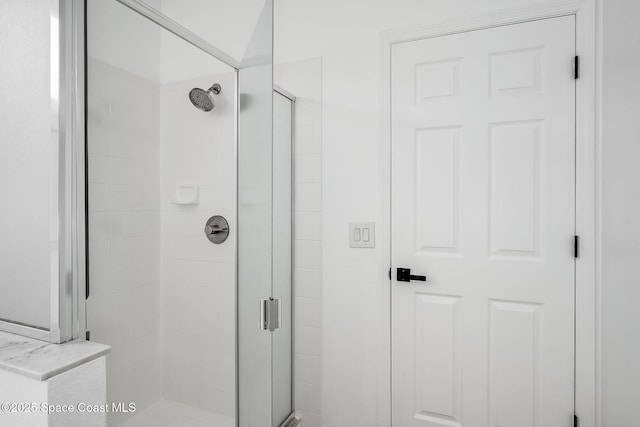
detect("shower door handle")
[260,298,281,331]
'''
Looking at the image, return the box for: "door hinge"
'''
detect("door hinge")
[574,235,580,258]
[260,298,281,332]
[388,268,391,280]
[86,330,90,341]
[573,413,579,427]
[574,56,580,79]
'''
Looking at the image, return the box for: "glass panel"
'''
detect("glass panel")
[0,0,55,331]
[86,1,235,425]
[237,0,275,424]
[141,0,265,63]
[272,92,294,426]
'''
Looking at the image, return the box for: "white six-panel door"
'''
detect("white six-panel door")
[391,16,576,427]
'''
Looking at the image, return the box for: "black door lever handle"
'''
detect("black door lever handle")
[396,268,427,283]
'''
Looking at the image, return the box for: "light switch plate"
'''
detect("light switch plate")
[349,222,375,248]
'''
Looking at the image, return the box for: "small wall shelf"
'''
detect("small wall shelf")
[170,185,199,205]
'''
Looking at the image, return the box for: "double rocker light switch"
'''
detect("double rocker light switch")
[349,222,375,248]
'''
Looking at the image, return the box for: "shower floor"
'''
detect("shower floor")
[118,399,234,427]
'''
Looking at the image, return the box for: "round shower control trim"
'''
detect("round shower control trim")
[204,215,229,244]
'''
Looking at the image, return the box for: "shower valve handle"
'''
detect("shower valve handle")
[204,215,230,244]
[209,225,228,234]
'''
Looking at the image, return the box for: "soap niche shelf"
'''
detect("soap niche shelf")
[170,185,199,205]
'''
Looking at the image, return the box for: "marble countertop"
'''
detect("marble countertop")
[0,331,110,381]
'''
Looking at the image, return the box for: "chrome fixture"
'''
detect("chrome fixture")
[204,215,229,244]
[189,83,221,112]
[260,298,281,332]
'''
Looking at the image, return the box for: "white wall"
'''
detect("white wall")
[165,1,640,426]
[600,1,640,426]
[272,1,607,426]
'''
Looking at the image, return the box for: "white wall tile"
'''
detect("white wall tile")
[89,240,111,270]
[295,183,322,212]
[295,240,322,270]
[108,368,136,426]
[88,57,321,422]
[159,72,236,411]
[88,154,113,184]
[296,411,322,427]
[133,357,161,410]
[86,295,110,343]
[111,212,160,238]
[89,265,111,297]
[162,210,219,237]
[110,293,134,346]
[196,184,235,211]
[164,234,235,264]
[109,238,138,266]
[295,326,321,356]
[295,353,322,385]
[108,342,134,375]
[110,184,158,212]
[295,269,322,299]
[88,182,111,212]
[87,124,112,156]
[163,259,234,288]
[294,125,322,154]
[295,153,322,183]
[134,306,159,339]
[294,99,319,127]
[133,284,160,314]
[295,381,322,414]
[89,212,112,241]
[277,58,323,424]
[295,297,321,328]
[295,212,322,241]
[87,61,162,418]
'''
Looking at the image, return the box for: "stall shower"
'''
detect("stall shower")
[86,0,297,425]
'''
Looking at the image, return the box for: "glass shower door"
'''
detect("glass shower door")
[272,91,294,426]
[238,0,295,425]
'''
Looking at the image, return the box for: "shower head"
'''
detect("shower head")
[189,83,221,112]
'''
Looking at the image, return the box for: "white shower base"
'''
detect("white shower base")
[118,399,234,427]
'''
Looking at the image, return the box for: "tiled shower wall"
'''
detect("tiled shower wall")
[276,57,324,427]
[88,57,321,425]
[87,60,236,423]
[86,59,162,426]
[159,72,236,418]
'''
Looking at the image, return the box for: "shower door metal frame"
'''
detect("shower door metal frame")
[57,0,87,345]
[273,87,297,427]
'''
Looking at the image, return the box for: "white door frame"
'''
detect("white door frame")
[378,1,599,426]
